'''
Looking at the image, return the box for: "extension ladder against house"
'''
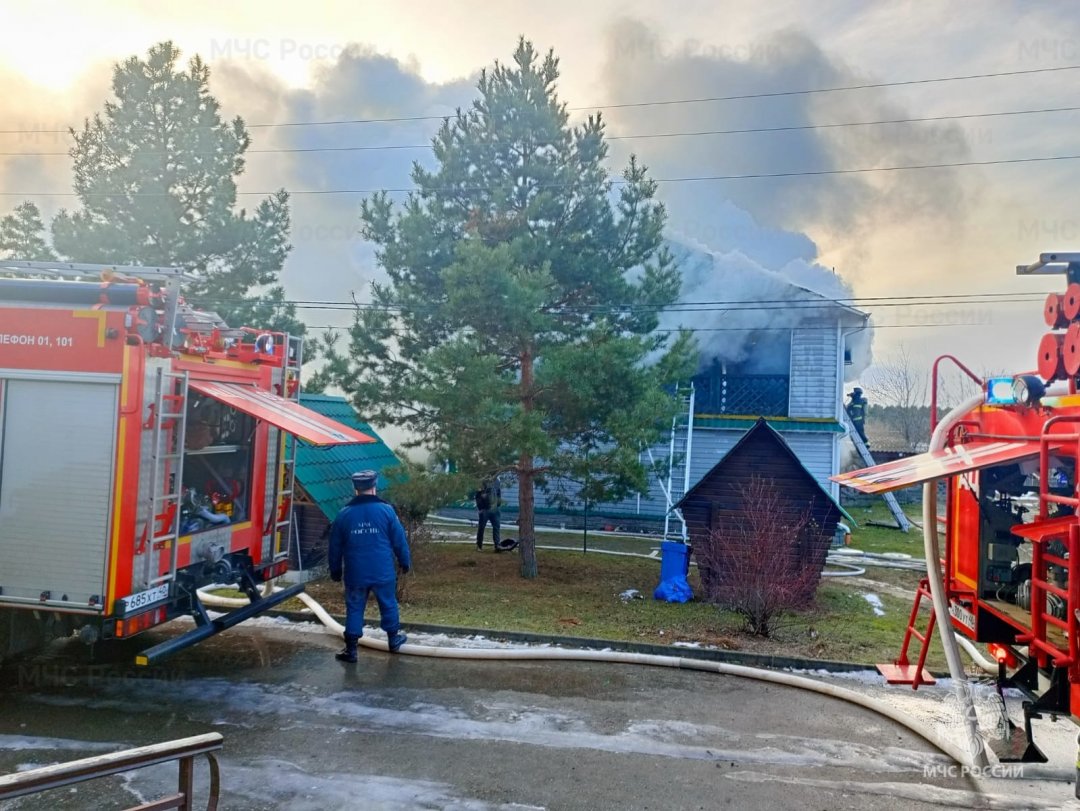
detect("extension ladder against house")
[878,577,937,688]
[842,410,912,533]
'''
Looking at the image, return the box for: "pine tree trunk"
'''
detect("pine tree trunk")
[518,346,538,579]
[518,459,538,579]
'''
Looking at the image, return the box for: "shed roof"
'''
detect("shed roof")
[291,394,401,520]
[675,417,854,524]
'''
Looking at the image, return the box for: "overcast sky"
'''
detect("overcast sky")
[3,0,1079,386]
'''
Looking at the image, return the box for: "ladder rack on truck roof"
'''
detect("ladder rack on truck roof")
[0,260,195,348]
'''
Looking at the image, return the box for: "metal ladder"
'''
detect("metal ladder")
[658,383,695,542]
[842,409,912,533]
[878,577,937,687]
[268,335,304,561]
[143,368,190,588]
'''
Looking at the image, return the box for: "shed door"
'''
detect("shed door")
[0,378,118,606]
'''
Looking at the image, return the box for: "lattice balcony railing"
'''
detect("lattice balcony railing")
[691,374,789,417]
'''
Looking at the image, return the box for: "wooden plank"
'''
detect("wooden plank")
[0,734,223,800]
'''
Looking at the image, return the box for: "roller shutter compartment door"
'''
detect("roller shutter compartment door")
[0,379,118,605]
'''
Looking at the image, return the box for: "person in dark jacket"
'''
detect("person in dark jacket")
[474,477,502,552]
[846,388,869,445]
[328,470,411,662]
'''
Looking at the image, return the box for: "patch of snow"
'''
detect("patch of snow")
[0,735,122,753]
[863,593,886,616]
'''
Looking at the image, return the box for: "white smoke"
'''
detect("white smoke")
[662,226,873,380]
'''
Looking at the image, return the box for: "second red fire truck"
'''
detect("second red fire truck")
[0,260,373,666]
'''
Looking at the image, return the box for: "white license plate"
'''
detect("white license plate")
[120,584,170,613]
[949,602,976,631]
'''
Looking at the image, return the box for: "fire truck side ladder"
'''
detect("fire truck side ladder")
[877,577,938,687]
[268,334,303,561]
[143,368,190,589]
[1011,417,1080,670]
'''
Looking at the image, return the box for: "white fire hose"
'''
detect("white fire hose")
[197,585,1001,771]
[198,397,1080,776]
[924,394,993,769]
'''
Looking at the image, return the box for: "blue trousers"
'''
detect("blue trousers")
[477,509,501,546]
[343,581,400,637]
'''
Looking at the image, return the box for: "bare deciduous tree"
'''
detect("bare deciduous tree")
[863,344,930,451]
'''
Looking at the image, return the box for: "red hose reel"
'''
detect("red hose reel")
[1038,285,1080,383]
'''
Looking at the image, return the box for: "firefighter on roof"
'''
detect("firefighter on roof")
[328,470,411,662]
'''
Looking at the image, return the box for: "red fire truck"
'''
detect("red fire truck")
[835,252,1080,761]
[0,260,372,666]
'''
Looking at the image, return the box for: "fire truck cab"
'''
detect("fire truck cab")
[836,252,1080,761]
[0,260,373,666]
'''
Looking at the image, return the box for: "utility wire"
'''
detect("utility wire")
[5,104,1080,156]
[298,322,992,333]
[2,62,1079,135]
[241,299,1044,313]
[195,291,1054,308]
[6,152,1080,197]
[190,295,1046,315]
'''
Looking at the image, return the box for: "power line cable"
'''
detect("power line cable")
[193,291,1055,308]
[6,152,1080,197]
[2,62,1079,135]
[190,294,1046,315]
[297,321,994,333]
[5,104,1080,156]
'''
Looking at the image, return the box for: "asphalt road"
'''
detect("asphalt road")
[0,622,1072,810]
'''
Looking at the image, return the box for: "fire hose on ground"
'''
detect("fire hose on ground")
[199,393,1080,778]
[197,584,981,766]
[197,582,1070,780]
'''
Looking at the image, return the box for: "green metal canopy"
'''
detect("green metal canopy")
[290,394,401,520]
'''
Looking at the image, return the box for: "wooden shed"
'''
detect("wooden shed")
[675,418,853,603]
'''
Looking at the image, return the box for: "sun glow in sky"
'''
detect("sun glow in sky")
[3,0,1080,375]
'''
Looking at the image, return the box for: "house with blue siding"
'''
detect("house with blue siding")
[499,272,869,535]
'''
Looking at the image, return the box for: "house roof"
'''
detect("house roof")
[674,417,854,524]
[291,394,401,520]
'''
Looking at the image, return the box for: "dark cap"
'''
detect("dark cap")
[351,470,378,490]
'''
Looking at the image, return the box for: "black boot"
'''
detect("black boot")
[336,632,360,663]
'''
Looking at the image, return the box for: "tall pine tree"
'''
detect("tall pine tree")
[316,39,694,578]
[0,202,55,261]
[49,42,301,334]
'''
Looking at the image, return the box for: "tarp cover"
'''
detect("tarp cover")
[188,380,375,447]
[832,440,1040,494]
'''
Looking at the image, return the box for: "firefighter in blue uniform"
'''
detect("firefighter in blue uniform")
[328,470,411,662]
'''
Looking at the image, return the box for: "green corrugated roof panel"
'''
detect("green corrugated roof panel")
[694,416,844,433]
[291,394,402,520]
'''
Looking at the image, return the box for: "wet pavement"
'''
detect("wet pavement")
[0,620,1077,810]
